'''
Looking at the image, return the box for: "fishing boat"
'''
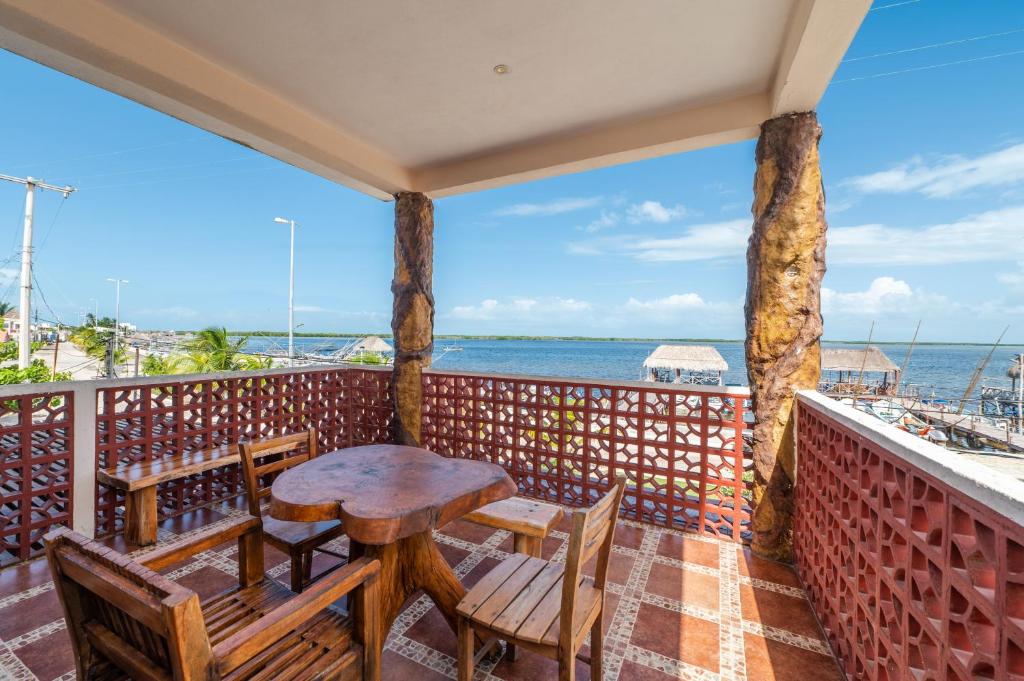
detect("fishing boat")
[853,397,948,444]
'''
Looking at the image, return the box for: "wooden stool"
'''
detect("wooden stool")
[464,497,563,558]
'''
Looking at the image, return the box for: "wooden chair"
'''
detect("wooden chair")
[239,429,347,592]
[45,515,381,680]
[456,475,627,681]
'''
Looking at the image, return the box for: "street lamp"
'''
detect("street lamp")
[106,278,128,340]
[274,217,297,365]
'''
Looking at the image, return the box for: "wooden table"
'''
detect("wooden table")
[269,444,517,643]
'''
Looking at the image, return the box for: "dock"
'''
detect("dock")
[895,397,1024,453]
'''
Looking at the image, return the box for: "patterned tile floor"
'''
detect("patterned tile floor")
[0,501,843,680]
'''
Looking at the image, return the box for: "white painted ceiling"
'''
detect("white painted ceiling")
[104,0,791,168]
[0,0,869,198]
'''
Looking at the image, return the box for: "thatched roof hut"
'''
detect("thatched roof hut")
[821,347,899,374]
[351,336,393,353]
[643,345,728,372]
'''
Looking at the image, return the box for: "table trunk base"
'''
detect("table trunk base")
[351,530,465,640]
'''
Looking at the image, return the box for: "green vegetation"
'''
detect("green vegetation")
[70,325,127,366]
[343,351,387,365]
[0,360,70,385]
[0,340,43,362]
[142,326,271,375]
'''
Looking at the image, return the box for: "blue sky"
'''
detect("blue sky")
[0,0,1023,342]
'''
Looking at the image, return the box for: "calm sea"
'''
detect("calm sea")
[240,336,1024,401]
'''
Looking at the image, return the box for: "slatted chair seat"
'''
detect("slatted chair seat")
[45,515,381,681]
[457,554,602,647]
[262,516,345,549]
[456,476,627,681]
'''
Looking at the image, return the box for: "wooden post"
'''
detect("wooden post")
[391,192,434,446]
[745,111,827,561]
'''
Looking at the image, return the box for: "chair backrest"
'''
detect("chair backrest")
[238,429,318,517]
[559,475,627,647]
[45,527,213,681]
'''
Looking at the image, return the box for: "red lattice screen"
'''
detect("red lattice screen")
[0,390,73,567]
[422,371,751,540]
[95,367,392,536]
[795,395,1024,681]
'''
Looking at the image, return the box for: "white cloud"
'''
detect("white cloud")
[567,219,749,261]
[829,206,1024,265]
[627,201,686,224]
[844,143,1024,198]
[623,293,710,312]
[445,293,739,334]
[449,297,591,321]
[581,211,620,233]
[998,263,1024,288]
[821,277,948,317]
[569,207,1024,267]
[0,268,17,283]
[294,305,328,313]
[494,197,602,217]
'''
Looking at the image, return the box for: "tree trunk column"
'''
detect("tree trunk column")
[745,112,827,561]
[391,192,434,446]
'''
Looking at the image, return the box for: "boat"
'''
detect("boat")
[855,398,948,444]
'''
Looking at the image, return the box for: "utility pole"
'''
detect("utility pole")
[0,174,75,368]
[273,217,297,366]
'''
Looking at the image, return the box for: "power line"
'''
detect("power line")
[832,48,1024,83]
[3,135,207,172]
[32,271,64,326]
[843,27,1024,62]
[81,163,280,191]
[72,154,257,183]
[36,194,69,254]
[870,0,922,11]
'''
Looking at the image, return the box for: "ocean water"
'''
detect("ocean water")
[241,336,1024,401]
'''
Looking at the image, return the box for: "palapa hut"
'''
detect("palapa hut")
[643,345,728,386]
[342,335,394,364]
[351,336,393,354]
[819,346,900,396]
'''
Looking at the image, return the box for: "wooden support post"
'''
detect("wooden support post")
[391,192,434,446]
[124,486,158,546]
[745,111,827,561]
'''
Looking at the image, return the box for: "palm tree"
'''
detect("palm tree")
[182,327,269,372]
[0,301,13,317]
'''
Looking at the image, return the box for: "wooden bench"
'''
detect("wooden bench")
[97,445,240,546]
[463,497,563,557]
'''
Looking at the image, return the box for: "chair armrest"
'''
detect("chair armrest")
[139,515,261,571]
[211,556,381,675]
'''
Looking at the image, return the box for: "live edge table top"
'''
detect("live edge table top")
[269,444,517,545]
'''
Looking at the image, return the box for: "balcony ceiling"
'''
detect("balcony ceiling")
[0,0,868,199]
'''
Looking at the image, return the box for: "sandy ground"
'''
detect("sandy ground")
[32,341,140,380]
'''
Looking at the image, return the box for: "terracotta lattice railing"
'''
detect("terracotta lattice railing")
[0,389,74,565]
[795,390,1024,681]
[0,365,751,565]
[422,369,752,540]
[94,367,393,536]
